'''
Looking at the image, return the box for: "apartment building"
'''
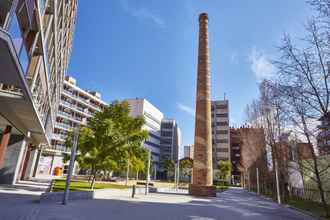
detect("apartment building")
[37,76,107,176]
[126,99,164,176]
[160,119,182,164]
[0,0,77,183]
[211,100,230,169]
[184,145,194,159]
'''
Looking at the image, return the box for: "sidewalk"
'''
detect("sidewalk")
[0,179,51,196]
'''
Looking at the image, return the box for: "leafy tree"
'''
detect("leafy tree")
[179,157,193,182]
[162,159,175,181]
[64,101,148,189]
[217,160,232,184]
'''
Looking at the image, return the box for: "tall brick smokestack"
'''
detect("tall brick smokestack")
[189,13,216,197]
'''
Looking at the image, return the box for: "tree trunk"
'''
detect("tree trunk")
[312,155,329,217]
[136,171,139,181]
[303,116,329,217]
[126,161,130,186]
[90,173,96,190]
[275,159,282,204]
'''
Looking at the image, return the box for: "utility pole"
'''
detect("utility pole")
[145,150,151,195]
[62,127,79,205]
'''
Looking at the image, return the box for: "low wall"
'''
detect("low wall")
[40,191,94,203]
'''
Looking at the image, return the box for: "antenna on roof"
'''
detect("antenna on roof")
[224,93,226,100]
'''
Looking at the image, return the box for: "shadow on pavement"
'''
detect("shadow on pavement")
[0,188,317,220]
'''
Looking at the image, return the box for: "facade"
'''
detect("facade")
[126,98,164,174]
[183,145,194,159]
[239,127,268,189]
[159,119,182,164]
[37,76,107,176]
[230,128,241,185]
[317,113,330,155]
[0,0,77,183]
[211,100,230,168]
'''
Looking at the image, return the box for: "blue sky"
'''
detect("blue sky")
[68,0,313,146]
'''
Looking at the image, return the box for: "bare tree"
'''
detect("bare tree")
[272,16,330,216]
[245,81,288,204]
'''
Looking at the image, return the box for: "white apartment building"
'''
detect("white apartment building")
[125,98,164,173]
[211,100,230,168]
[37,76,107,176]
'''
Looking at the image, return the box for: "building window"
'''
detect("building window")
[216,130,228,134]
[216,113,228,117]
[217,148,228,152]
[216,105,227,109]
[216,139,228,143]
[149,132,160,140]
[216,122,228,126]
[161,131,172,136]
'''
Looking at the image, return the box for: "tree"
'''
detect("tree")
[179,157,193,182]
[162,159,175,181]
[245,81,287,204]
[131,156,146,180]
[269,9,330,215]
[64,101,148,189]
[216,160,232,184]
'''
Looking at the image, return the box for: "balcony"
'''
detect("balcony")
[62,90,101,111]
[58,110,73,118]
[52,133,67,141]
[0,25,48,144]
[55,122,72,130]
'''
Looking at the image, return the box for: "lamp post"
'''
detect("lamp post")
[62,126,79,205]
[145,150,151,195]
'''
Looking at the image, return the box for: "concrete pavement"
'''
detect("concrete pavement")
[0,187,317,220]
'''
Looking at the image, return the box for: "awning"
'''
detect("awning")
[0,28,48,144]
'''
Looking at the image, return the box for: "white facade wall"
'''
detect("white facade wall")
[40,76,106,176]
[126,99,164,166]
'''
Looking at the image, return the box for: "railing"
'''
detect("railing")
[63,90,101,110]
[55,122,72,130]
[58,110,72,118]
[52,133,67,140]
[291,187,330,203]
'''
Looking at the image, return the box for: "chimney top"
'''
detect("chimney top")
[199,13,208,22]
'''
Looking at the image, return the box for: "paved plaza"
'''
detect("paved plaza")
[0,187,317,220]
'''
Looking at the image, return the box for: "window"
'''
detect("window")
[216,113,228,117]
[217,148,228,152]
[216,130,228,134]
[145,141,160,148]
[160,139,172,145]
[161,131,172,137]
[216,122,228,126]
[216,139,228,143]
[216,105,227,110]
[149,132,160,140]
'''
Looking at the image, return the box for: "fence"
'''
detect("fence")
[291,186,330,203]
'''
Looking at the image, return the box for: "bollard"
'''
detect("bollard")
[132,185,136,198]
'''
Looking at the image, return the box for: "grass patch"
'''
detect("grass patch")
[287,198,330,220]
[52,179,129,192]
